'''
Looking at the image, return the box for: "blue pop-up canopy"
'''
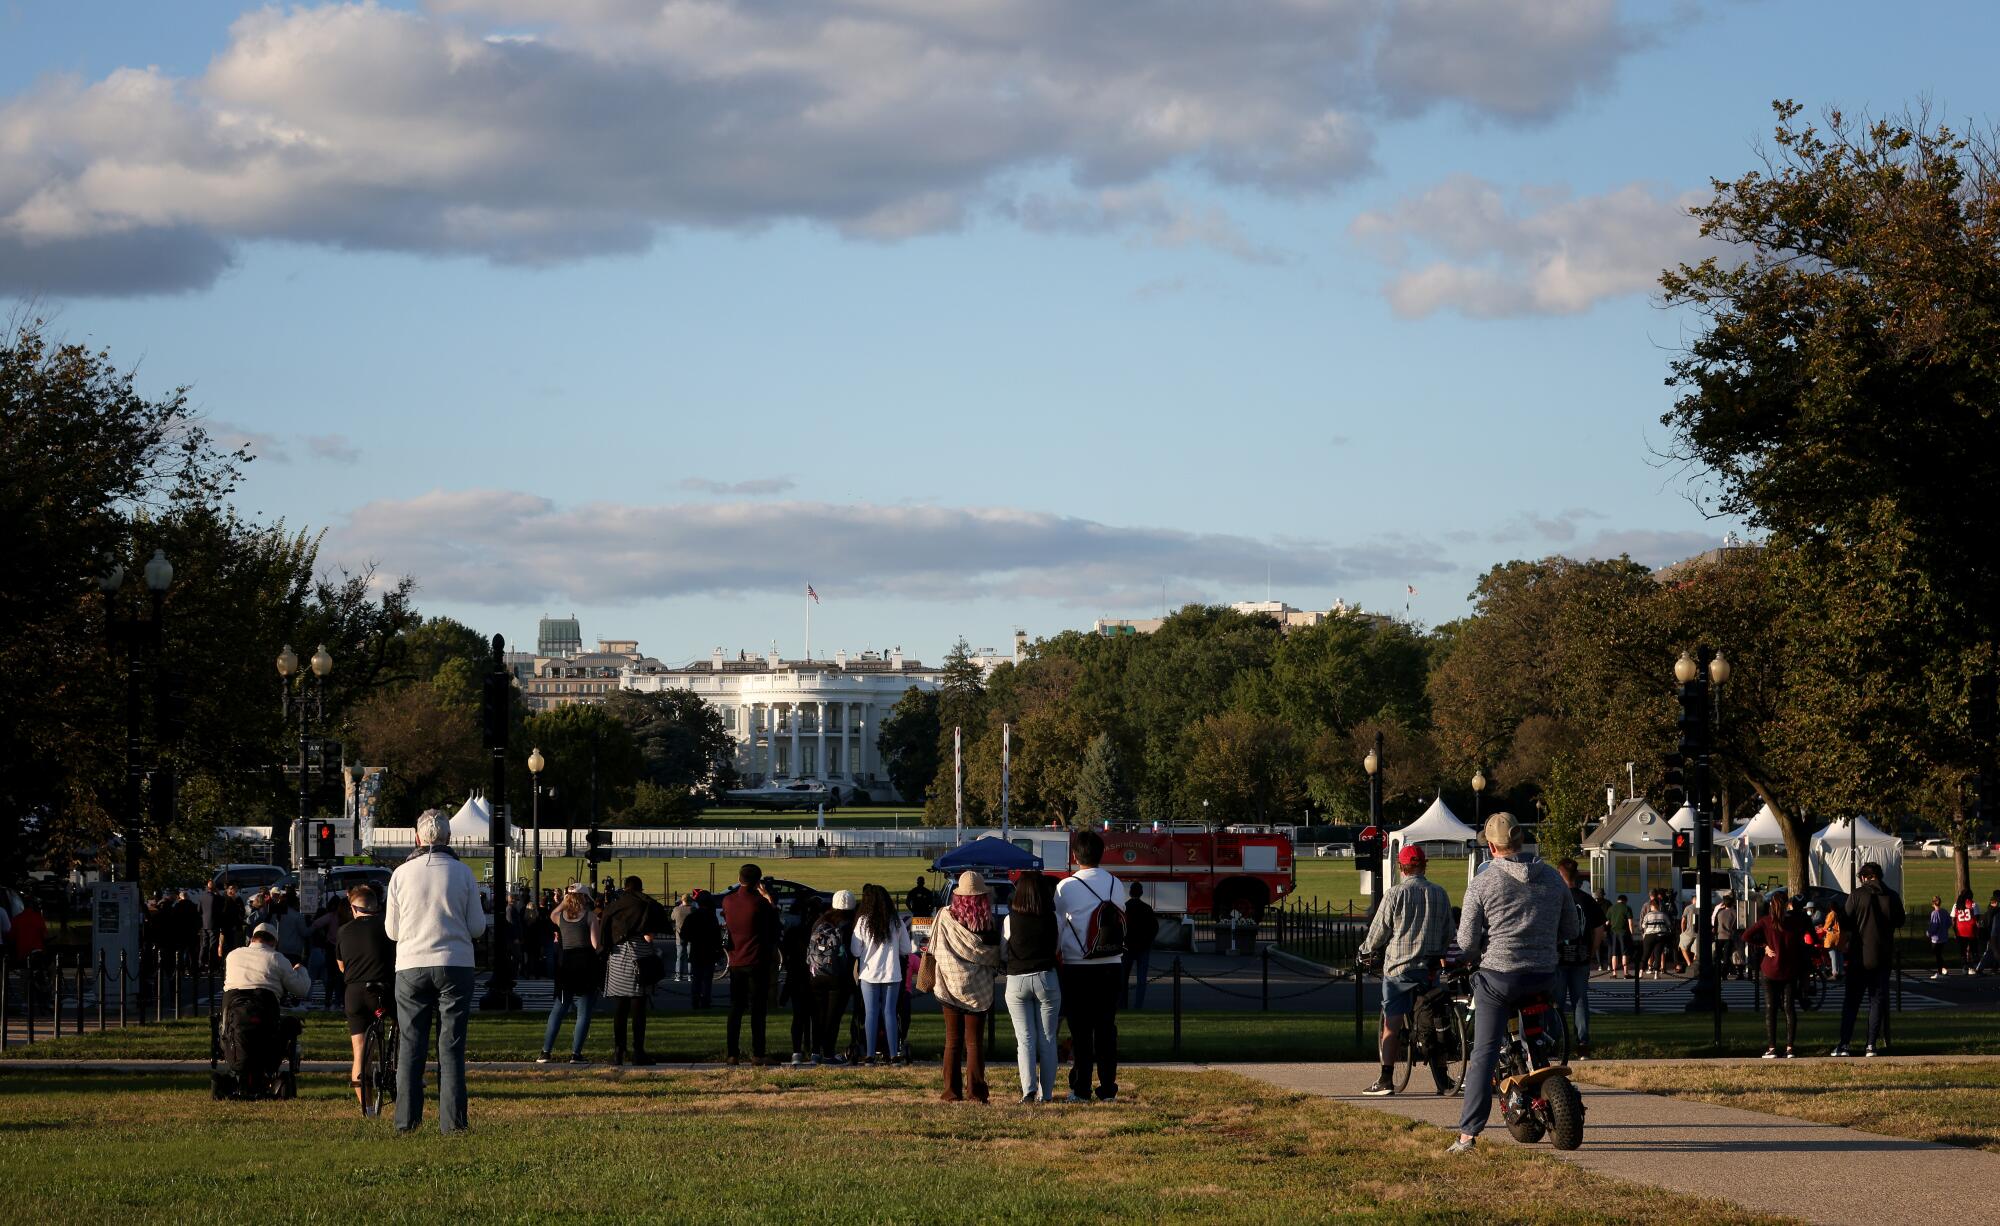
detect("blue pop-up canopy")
[931,835,1042,873]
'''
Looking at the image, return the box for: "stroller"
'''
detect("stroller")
[210,987,303,1101]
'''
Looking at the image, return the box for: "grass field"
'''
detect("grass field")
[10,1006,2000,1066]
[0,1066,1787,1225]
[1583,1059,2000,1154]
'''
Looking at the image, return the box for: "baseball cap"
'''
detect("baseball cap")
[567,883,592,899]
[832,889,857,911]
[1482,812,1521,849]
[1397,845,1427,869]
[251,922,280,942]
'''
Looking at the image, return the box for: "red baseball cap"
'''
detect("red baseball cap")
[1397,845,1427,869]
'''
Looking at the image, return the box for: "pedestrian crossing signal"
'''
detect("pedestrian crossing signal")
[1672,829,1692,869]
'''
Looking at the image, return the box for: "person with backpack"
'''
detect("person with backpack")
[930,872,1004,1103]
[1953,891,1979,974]
[1833,862,1906,1057]
[1638,890,1672,979]
[781,893,825,1066]
[1121,882,1159,1009]
[808,890,859,1063]
[1054,829,1126,1103]
[1358,844,1453,1096]
[1003,870,1062,1103]
[850,884,912,1064]
[1927,895,1950,978]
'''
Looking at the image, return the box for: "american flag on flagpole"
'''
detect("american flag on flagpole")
[807,584,820,604]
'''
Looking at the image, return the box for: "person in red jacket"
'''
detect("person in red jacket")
[1953,891,1979,974]
[721,864,782,1066]
[1741,888,1808,1058]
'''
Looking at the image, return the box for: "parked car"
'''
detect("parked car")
[1916,838,1953,858]
[211,864,294,894]
[321,865,392,901]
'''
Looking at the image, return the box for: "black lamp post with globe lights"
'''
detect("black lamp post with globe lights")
[1674,646,1730,1042]
[101,548,175,883]
[276,642,332,871]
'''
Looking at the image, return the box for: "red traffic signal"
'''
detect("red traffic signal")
[318,823,334,840]
[1671,829,1692,868]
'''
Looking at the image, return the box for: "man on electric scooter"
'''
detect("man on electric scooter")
[1447,812,1578,1155]
[1358,844,1454,1096]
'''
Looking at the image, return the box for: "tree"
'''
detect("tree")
[1073,732,1136,828]
[349,680,485,825]
[1122,606,1285,822]
[876,687,940,805]
[521,704,643,826]
[604,689,737,814]
[1181,710,1305,826]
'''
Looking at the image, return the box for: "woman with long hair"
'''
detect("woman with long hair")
[1741,888,1806,1058]
[1002,869,1062,1103]
[540,884,603,1064]
[849,883,912,1064]
[930,871,1003,1102]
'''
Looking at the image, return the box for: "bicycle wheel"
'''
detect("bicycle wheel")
[360,1024,384,1117]
[1443,1000,1473,1092]
[380,1022,399,1104]
[1394,1018,1416,1093]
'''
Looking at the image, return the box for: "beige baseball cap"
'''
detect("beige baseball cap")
[1483,812,1522,849]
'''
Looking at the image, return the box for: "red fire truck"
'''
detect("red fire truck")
[996,826,1297,920]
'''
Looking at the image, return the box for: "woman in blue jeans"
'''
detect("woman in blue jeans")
[1001,871,1063,1102]
[539,885,602,1063]
[848,884,911,1063]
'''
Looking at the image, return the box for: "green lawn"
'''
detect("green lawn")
[1583,1059,2000,1154]
[0,1067,1787,1225]
[12,1006,2000,1066]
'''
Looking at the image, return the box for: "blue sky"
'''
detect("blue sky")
[7,2,1996,664]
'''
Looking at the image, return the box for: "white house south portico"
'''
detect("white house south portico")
[620,647,944,800]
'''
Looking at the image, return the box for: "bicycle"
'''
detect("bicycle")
[1395,961,1473,1094]
[358,982,398,1119]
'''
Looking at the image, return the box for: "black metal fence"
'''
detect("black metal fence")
[1,946,221,1050]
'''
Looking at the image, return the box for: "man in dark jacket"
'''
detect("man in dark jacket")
[905,877,936,919]
[682,891,723,1008]
[1121,882,1159,1010]
[721,864,782,1065]
[1834,862,1906,1056]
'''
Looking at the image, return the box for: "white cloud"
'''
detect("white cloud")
[1351,176,1709,318]
[307,434,361,464]
[678,476,796,496]
[327,489,1454,607]
[210,420,288,464]
[1571,527,1725,570]
[0,1,1658,295]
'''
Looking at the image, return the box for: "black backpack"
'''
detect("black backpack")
[1062,875,1125,960]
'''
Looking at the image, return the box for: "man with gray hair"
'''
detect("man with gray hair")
[1446,812,1578,1155]
[385,809,486,1134]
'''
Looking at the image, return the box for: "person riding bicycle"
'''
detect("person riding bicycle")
[335,882,396,1108]
[1446,812,1579,1155]
[1358,844,1454,1096]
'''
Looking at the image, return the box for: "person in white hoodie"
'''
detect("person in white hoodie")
[385,810,487,1134]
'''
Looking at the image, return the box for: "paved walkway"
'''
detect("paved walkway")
[1221,1060,2000,1226]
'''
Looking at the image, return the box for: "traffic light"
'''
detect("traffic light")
[1661,752,1686,813]
[1671,829,1692,869]
[317,821,337,861]
[1677,678,1710,758]
[585,826,612,867]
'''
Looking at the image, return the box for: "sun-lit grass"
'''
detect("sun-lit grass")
[1581,1059,2000,1154]
[0,1067,1792,1225]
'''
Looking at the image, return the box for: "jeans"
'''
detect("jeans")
[859,980,900,1060]
[690,959,716,1008]
[1457,968,1554,1138]
[675,939,692,980]
[1762,976,1798,1050]
[728,963,773,1058]
[543,989,596,1056]
[1121,949,1152,1009]
[939,1004,988,1100]
[1554,963,1591,1049]
[1005,970,1062,1100]
[1838,963,1891,1048]
[395,964,474,1134]
[1058,963,1121,1100]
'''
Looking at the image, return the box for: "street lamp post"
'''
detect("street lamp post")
[528,747,546,904]
[347,762,364,856]
[101,549,174,883]
[1364,731,1384,919]
[1472,767,1487,822]
[1675,646,1729,1043]
[276,644,332,871]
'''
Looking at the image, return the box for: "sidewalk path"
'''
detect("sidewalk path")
[1222,1061,2000,1226]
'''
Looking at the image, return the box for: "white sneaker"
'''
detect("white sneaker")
[1830,1045,1851,1057]
[1864,1045,1877,1057]
[1784,1048,1796,1059]
[1760,1048,1778,1059]
[1930,971,1941,980]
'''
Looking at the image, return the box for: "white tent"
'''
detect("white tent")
[449,794,492,846]
[1388,796,1482,889]
[1720,804,1786,847]
[1809,815,1904,896]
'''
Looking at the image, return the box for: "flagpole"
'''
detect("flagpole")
[805,584,811,662]
[954,725,963,841]
[1001,722,1011,837]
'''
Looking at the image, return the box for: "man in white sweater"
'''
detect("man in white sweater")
[385,810,487,1134]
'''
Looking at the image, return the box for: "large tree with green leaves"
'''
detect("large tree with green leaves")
[1073,732,1136,829]
[876,686,940,807]
[603,688,737,821]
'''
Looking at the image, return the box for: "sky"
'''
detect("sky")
[7,1,1996,665]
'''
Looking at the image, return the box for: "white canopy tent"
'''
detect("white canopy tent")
[1719,804,1785,876]
[1809,816,1904,896]
[1389,797,1482,890]
[448,794,492,846]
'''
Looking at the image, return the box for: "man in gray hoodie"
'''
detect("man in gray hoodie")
[1446,812,1579,1155]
